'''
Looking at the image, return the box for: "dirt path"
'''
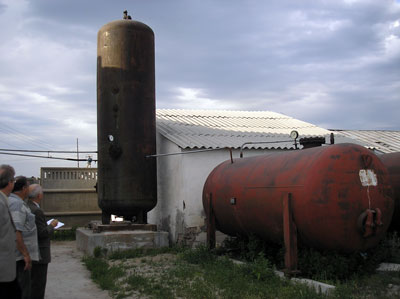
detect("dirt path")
[45,241,112,299]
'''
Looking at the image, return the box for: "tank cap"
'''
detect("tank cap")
[123,10,132,20]
[299,137,326,149]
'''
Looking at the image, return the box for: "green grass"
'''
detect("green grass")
[83,255,125,291]
[83,246,325,299]
[82,234,400,299]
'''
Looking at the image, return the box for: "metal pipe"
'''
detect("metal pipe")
[146,147,232,158]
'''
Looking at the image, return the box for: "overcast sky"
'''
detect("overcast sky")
[0,0,399,177]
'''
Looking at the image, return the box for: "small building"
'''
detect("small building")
[148,109,352,245]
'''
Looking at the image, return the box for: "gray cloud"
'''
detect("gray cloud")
[0,0,399,176]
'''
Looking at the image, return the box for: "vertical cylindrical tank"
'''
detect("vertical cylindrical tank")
[97,18,157,223]
[380,152,400,231]
[203,144,394,253]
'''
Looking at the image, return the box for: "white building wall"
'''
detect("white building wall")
[148,133,183,243]
[149,132,284,245]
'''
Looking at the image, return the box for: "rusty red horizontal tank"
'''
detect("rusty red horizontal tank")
[203,143,394,253]
[380,152,400,231]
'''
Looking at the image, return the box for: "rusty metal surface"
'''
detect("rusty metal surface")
[203,143,394,253]
[380,152,400,231]
[206,192,216,249]
[97,19,157,222]
[283,193,299,276]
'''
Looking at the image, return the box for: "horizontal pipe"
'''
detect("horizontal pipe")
[146,147,231,158]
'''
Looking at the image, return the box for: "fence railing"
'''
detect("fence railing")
[40,167,101,227]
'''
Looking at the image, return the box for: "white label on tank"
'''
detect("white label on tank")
[359,169,378,187]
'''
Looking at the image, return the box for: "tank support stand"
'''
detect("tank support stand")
[283,193,299,277]
[206,193,216,249]
[207,191,299,275]
[102,211,111,225]
[136,210,148,224]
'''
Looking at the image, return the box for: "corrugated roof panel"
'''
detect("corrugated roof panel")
[329,130,400,153]
[157,109,287,119]
[156,109,334,149]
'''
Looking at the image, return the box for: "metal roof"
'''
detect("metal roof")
[156,109,332,150]
[329,130,400,154]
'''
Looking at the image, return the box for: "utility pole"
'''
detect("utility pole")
[77,138,79,168]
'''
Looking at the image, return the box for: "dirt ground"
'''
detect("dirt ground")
[45,241,111,299]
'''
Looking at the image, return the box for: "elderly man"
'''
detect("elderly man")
[9,176,39,299]
[0,164,21,298]
[27,184,58,299]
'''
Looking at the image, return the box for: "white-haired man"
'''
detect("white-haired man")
[27,184,58,299]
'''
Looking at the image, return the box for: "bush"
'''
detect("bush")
[51,226,77,241]
[220,233,400,282]
[220,234,284,264]
[93,246,108,258]
[240,255,276,281]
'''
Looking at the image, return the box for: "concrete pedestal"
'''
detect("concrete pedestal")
[76,228,169,255]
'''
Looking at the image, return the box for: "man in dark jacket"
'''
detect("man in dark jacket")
[27,184,58,299]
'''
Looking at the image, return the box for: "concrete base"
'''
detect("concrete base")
[274,270,335,294]
[376,263,400,272]
[76,228,169,255]
[230,259,335,295]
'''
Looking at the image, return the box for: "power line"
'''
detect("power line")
[0,123,54,150]
[0,151,97,162]
[0,139,25,149]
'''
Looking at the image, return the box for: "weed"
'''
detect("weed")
[383,231,400,263]
[82,255,124,291]
[179,244,217,264]
[334,271,400,299]
[93,246,108,258]
[220,234,284,264]
[240,255,276,281]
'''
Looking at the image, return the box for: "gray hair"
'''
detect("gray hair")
[0,164,15,189]
[28,184,43,199]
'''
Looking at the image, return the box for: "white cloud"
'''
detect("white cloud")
[173,87,241,110]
